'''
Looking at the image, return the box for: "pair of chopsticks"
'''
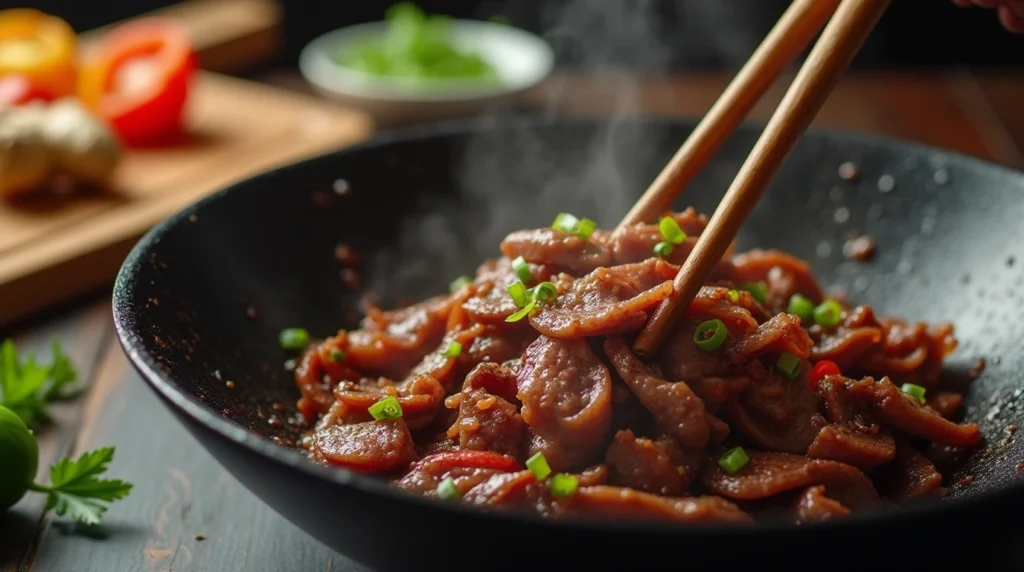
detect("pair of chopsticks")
[628,0,891,358]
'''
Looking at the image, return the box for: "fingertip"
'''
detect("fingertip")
[998,5,1024,32]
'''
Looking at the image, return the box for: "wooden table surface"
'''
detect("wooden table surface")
[3,68,1024,572]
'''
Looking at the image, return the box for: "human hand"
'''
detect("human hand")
[953,0,1024,33]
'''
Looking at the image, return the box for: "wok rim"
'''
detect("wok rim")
[112,112,1024,539]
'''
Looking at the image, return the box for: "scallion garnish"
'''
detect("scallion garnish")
[727,289,740,303]
[653,241,674,258]
[329,348,346,362]
[506,279,557,323]
[368,396,403,420]
[511,256,533,284]
[552,212,579,234]
[449,275,473,293]
[526,452,552,480]
[551,212,597,239]
[658,216,687,245]
[549,473,579,498]
[693,319,728,351]
[505,299,537,323]
[787,294,815,322]
[901,383,927,405]
[776,352,802,380]
[813,299,844,327]
[740,282,768,305]
[437,476,461,500]
[530,281,558,303]
[279,328,310,351]
[575,218,598,240]
[507,281,530,308]
[443,341,462,359]
[718,446,750,474]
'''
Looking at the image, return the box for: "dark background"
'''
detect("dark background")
[15,0,1024,71]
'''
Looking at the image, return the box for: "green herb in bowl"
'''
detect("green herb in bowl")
[335,2,500,83]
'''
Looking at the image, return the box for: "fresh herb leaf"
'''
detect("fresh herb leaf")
[0,340,50,426]
[335,2,500,82]
[44,339,79,401]
[36,447,133,526]
[45,492,109,526]
[0,339,81,426]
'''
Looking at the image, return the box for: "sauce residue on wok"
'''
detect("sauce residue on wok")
[286,207,981,524]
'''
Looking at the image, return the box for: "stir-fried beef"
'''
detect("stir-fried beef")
[295,208,983,524]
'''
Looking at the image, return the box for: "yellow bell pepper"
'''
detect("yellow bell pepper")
[0,8,77,99]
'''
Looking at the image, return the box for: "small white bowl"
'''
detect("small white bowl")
[299,19,555,126]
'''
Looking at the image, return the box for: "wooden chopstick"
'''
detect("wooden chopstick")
[614,0,841,233]
[632,0,891,358]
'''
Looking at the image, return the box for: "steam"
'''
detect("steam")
[363,0,779,303]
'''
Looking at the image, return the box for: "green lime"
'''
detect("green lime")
[0,405,38,510]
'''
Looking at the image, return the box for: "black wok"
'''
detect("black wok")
[112,116,1024,571]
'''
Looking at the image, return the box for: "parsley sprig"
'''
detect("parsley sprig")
[0,338,81,426]
[0,338,131,526]
[29,447,133,526]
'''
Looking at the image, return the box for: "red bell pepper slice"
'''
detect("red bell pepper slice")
[79,18,196,147]
[808,360,841,389]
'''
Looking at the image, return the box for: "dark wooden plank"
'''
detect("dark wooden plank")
[520,72,1000,162]
[961,71,1024,168]
[833,71,996,161]
[1,298,113,572]
[24,343,368,572]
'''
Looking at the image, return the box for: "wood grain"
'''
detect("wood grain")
[24,346,369,572]
[79,0,283,76]
[522,69,1022,167]
[0,73,373,328]
[1,301,113,572]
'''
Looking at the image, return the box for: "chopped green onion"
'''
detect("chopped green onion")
[813,299,844,327]
[511,256,533,284]
[442,341,462,359]
[653,241,674,258]
[507,281,530,308]
[575,218,598,240]
[505,299,536,323]
[549,473,579,498]
[776,352,802,380]
[530,282,558,303]
[437,476,461,500]
[658,216,687,245]
[787,294,815,322]
[337,3,499,81]
[279,328,310,351]
[693,319,728,351]
[727,289,740,303]
[901,383,927,405]
[329,348,346,362]
[551,212,597,239]
[740,282,768,305]
[718,446,750,474]
[368,396,403,420]
[526,452,552,480]
[449,275,473,293]
[552,212,580,234]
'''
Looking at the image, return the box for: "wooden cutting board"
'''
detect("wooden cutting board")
[0,72,373,327]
